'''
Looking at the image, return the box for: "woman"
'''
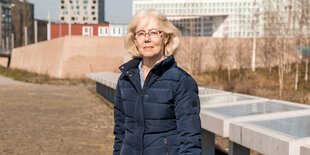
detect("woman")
[113,9,201,155]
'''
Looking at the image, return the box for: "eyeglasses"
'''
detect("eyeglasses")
[134,30,163,40]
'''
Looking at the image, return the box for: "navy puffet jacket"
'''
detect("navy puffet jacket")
[113,55,202,155]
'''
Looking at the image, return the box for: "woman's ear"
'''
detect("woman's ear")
[164,34,169,45]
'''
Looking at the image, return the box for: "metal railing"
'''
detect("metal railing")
[0,47,12,68]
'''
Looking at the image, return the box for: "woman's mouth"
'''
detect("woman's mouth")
[143,46,154,49]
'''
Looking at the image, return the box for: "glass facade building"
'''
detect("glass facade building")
[133,0,309,38]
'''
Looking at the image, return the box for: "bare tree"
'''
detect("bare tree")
[179,36,205,75]
[305,39,309,81]
[295,0,309,91]
[212,37,227,71]
[304,1,310,81]
[259,37,277,73]
[251,0,258,71]
[263,0,293,96]
[235,39,245,70]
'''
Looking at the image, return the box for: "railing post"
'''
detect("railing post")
[202,129,215,155]
[228,141,250,155]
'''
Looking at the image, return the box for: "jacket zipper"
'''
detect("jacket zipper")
[164,137,168,155]
[142,72,153,95]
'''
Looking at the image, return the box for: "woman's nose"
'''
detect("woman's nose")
[144,34,151,42]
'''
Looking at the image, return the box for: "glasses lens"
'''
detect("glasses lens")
[136,32,145,38]
[150,31,160,38]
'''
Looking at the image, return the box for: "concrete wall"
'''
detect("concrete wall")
[3,36,298,78]
[9,36,127,78]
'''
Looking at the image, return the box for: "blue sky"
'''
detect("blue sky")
[27,0,133,23]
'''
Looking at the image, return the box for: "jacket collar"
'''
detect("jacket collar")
[119,55,176,74]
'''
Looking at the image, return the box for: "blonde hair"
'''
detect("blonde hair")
[125,9,181,58]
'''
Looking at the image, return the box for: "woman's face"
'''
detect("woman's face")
[134,17,167,59]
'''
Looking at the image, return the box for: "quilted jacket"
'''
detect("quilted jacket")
[113,55,202,155]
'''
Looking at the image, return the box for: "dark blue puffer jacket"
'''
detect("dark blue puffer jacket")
[113,55,202,155]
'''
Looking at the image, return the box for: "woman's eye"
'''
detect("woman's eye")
[137,32,145,36]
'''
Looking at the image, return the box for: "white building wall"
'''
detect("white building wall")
[59,0,100,24]
[109,24,127,37]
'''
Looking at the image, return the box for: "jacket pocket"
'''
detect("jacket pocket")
[164,137,168,155]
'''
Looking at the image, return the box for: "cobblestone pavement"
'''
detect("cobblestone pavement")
[0,75,114,155]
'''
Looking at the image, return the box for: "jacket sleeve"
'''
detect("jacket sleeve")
[174,75,202,155]
[113,81,125,155]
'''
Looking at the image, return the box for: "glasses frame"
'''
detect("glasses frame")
[134,30,164,40]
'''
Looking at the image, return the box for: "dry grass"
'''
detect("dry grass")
[0,65,95,86]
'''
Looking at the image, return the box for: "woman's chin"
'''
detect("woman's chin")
[141,51,161,59]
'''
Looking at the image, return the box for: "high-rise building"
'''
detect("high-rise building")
[133,0,310,38]
[59,0,106,24]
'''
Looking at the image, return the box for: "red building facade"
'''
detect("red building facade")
[50,23,109,39]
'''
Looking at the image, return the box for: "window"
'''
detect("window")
[93,0,96,4]
[84,6,87,9]
[85,11,88,15]
[70,0,72,3]
[76,0,79,4]
[61,0,64,4]
[92,6,95,9]
[61,6,64,9]
[92,11,95,15]
[61,17,64,20]
[93,17,96,20]
[83,27,93,36]
[77,11,80,15]
[72,17,75,21]
[98,26,109,36]
[83,0,88,4]
[76,6,80,9]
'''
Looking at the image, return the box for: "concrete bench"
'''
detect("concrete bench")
[87,72,310,155]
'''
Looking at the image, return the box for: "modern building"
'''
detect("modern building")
[49,23,127,39]
[133,0,309,38]
[59,0,106,24]
[10,0,35,47]
[0,0,13,50]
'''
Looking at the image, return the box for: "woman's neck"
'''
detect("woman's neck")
[142,56,164,70]
[141,54,165,79]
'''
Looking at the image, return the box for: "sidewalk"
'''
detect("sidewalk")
[0,75,114,155]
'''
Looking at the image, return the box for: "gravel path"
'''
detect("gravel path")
[0,76,114,155]
[0,75,29,85]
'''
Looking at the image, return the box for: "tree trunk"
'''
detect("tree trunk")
[296,40,302,91]
[228,65,231,83]
[306,58,308,81]
[295,62,299,91]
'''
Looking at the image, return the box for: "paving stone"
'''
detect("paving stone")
[0,76,114,155]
